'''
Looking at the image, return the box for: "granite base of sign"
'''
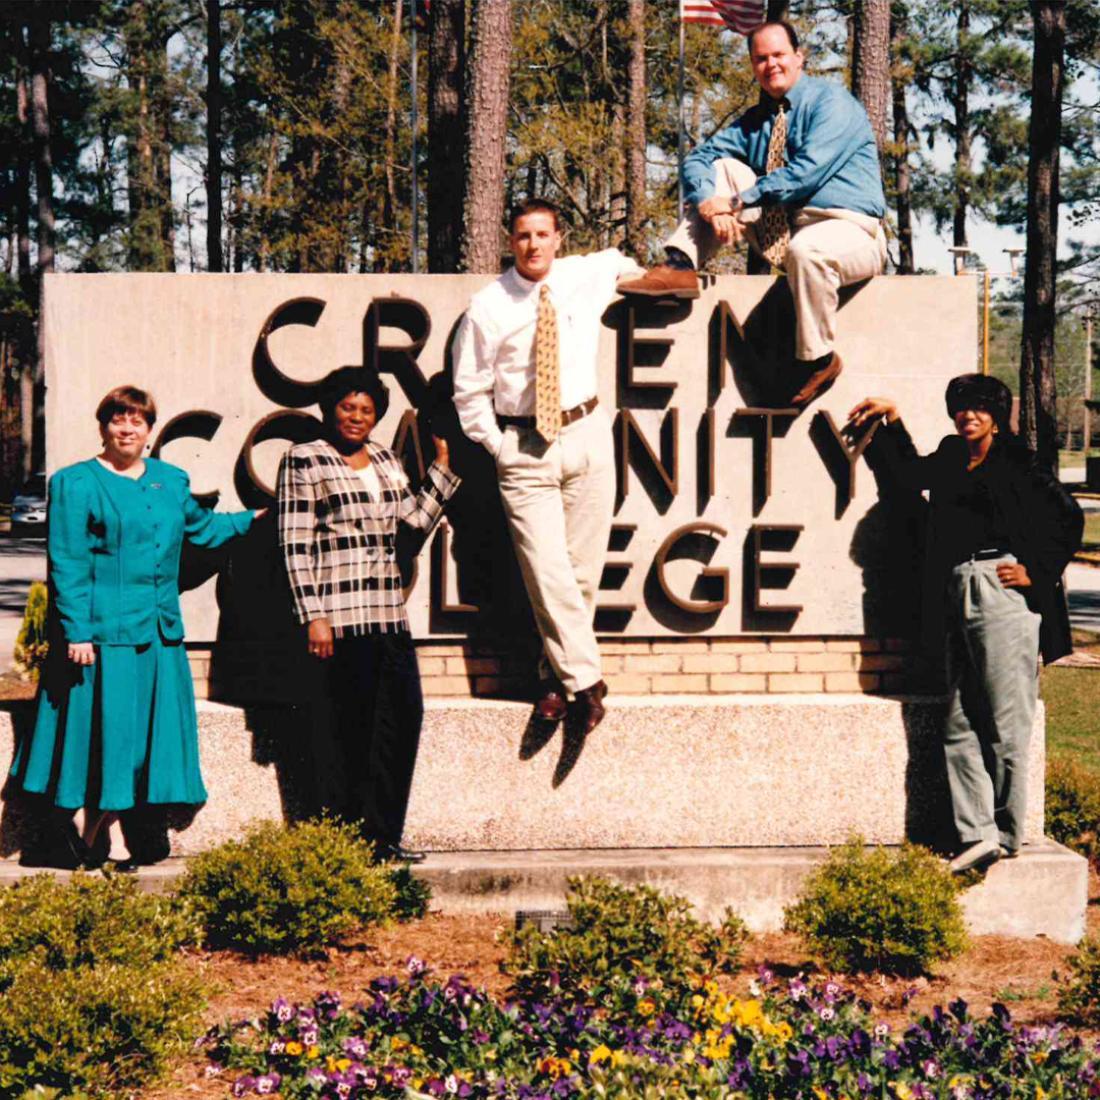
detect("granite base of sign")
[0,842,1084,944]
[414,842,1086,944]
[0,694,1045,853]
[0,695,1082,941]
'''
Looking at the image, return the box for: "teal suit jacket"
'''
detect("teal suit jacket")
[48,457,253,645]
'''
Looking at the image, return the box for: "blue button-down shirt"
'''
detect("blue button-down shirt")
[682,75,886,218]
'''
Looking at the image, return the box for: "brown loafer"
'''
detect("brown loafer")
[791,352,843,408]
[572,679,608,734]
[534,682,568,722]
[617,265,701,300]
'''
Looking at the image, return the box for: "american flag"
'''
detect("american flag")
[680,0,766,33]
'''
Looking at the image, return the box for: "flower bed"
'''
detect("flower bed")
[206,962,1100,1099]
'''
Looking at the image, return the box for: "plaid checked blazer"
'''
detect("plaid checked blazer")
[276,439,460,636]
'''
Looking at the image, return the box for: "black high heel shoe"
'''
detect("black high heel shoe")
[19,826,92,871]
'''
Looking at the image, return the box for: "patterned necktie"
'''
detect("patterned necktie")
[758,103,792,270]
[534,283,560,443]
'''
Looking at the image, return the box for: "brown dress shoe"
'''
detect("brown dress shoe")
[534,682,568,722]
[573,679,608,734]
[791,352,843,408]
[617,265,701,300]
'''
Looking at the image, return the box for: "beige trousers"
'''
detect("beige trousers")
[666,158,888,360]
[496,407,614,696]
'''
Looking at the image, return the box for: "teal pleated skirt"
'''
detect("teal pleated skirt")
[11,634,207,811]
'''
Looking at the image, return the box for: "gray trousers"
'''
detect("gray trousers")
[943,555,1041,852]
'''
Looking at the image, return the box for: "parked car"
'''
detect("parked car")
[11,473,46,534]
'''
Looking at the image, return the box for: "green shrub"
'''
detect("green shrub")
[0,871,199,972]
[0,957,205,1098]
[176,818,397,955]
[0,874,204,1098]
[1059,933,1100,1025]
[389,862,432,921]
[783,837,967,975]
[503,876,748,1006]
[1046,755,1100,864]
[13,581,48,682]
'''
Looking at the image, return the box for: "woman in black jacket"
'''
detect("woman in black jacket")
[849,374,1083,874]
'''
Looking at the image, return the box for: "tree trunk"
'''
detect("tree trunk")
[156,27,174,271]
[891,5,914,273]
[13,27,32,295]
[851,0,890,154]
[29,16,54,278]
[427,0,465,272]
[382,0,403,266]
[206,0,223,272]
[460,0,512,273]
[624,0,646,258]
[126,0,156,269]
[28,9,52,475]
[952,4,971,248]
[1019,1,1065,471]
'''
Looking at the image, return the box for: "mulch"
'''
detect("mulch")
[141,867,1100,1099]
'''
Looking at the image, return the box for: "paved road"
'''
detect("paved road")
[0,537,45,668]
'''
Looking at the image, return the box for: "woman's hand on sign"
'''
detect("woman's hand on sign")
[997,562,1032,588]
[308,618,335,660]
[846,397,899,432]
[68,642,96,666]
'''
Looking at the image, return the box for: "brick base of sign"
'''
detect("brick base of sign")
[185,636,919,703]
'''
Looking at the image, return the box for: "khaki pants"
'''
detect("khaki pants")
[666,158,888,360]
[496,407,614,697]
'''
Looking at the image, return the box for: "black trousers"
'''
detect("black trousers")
[312,631,424,848]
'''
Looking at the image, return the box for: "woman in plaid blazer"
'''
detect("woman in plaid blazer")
[277,367,460,862]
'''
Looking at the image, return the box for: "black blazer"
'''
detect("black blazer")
[866,421,1083,664]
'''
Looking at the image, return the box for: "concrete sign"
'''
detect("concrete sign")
[43,272,975,641]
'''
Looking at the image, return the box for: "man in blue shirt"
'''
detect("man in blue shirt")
[619,21,887,409]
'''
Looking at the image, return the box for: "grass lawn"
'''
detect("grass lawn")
[1042,665,1100,770]
[1042,629,1100,770]
[1083,509,1100,552]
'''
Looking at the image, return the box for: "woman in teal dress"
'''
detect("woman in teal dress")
[10,385,257,869]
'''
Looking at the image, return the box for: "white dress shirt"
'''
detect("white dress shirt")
[452,249,644,456]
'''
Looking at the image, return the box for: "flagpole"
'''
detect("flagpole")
[410,0,420,273]
[677,7,685,221]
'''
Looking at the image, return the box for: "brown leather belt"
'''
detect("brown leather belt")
[497,396,599,430]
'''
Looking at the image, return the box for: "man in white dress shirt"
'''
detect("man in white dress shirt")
[452,199,643,733]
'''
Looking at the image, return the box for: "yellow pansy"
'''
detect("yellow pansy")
[306,1046,320,1060]
[536,1056,572,1080]
[590,1045,613,1066]
[637,998,656,1017]
[284,1041,303,1056]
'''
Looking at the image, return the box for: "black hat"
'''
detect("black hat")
[944,373,1012,433]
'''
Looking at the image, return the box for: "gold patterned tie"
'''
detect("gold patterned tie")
[758,103,792,270]
[534,283,560,443]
